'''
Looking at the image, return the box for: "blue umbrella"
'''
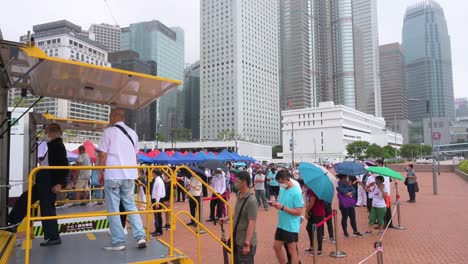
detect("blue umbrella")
[298,162,334,203]
[334,161,368,176]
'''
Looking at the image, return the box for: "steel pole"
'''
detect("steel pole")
[291,122,295,166]
[393,181,406,230]
[428,100,437,195]
[329,210,346,258]
[375,241,384,264]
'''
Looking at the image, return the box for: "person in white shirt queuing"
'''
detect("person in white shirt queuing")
[364,176,387,235]
[74,145,92,206]
[207,168,226,222]
[98,108,147,251]
[253,169,269,211]
[151,169,165,237]
[186,173,203,228]
[355,174,367,207]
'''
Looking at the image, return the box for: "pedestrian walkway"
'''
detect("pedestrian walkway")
[152,171,468,263]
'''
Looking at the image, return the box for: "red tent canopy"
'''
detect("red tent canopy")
[73,140,97,163]
[146,149,160,158]
[181,151,189,156]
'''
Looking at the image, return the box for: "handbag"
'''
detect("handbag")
[337,191,356,208]
[414,182,419,192]
[226,193,253,253]
[404,178,409,186]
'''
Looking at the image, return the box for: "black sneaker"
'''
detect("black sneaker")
[344,233,350,238]
[353,232,363,237]
[151,231,162,237]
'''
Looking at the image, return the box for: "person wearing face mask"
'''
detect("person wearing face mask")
[271,170,303,264]
[267,167,279,200]
[220,171,257,263]
[207,168,226,222]
[337,174,363,238]
[5,123,69,246]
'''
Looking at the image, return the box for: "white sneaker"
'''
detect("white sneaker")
[103,245,126,251]
[137,239,147,249]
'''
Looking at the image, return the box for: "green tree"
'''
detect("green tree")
[155,132,166,142]
[421,145,433,156]
[12,97,29,107]
[366,144,383,159]
[173,128,192,141]
[346,141,370,160]
[383,145,397,159]
[400,144,418,160]
[218,129,235,140]
[272,145,283,159]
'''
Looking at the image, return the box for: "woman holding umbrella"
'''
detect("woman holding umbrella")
[337,174,363,238]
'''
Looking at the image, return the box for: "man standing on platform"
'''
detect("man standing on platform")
[98,108,147,251]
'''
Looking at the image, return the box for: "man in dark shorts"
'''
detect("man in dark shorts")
[271,170,303,264]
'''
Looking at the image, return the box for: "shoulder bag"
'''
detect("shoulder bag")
[226,193,253,252]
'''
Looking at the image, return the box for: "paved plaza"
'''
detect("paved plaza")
[162,171,468,264]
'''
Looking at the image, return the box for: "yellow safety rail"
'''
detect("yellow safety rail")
[24,165,174,264]
[173,166,234,264]
[23,165,234,264]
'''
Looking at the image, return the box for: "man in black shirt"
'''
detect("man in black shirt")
[7,123,69,246]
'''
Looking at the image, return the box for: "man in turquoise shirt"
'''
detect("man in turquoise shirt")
[271,170,303,264]
[267,168,280,200]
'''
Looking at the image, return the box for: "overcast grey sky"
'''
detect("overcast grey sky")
[0,0,466,98]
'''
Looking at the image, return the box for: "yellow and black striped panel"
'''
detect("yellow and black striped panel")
[33,219,109,237]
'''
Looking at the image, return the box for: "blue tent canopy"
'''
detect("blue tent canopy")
[218,151,235,161]
[207,151,222,161]
[171,152,187,164]
[152,152,173,164]
[229,151,244,162]
[138,153,153,163]
[196,152,208,162]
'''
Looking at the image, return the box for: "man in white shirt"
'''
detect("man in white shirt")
[207,168,226,222]
[98,108,146,251]
[75,146,92,206]
[151,169,165,236]
[187,174,203,227]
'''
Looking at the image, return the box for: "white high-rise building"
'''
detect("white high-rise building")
[12,20,111,142]
[200,0,280,145]
[89,23,121,52]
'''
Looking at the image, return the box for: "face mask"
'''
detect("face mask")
[279,183,288,189]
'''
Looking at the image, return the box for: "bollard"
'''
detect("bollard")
[393,182,407,230]
[374,241,384,264]
[329,210,346,258]
[312,224,318,264]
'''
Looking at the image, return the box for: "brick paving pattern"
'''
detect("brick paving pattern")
[153,171,468,263]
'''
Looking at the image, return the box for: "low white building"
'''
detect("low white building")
[281,102,403,163]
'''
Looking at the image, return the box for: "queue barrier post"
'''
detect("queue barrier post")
[393,182,407,230]
[312,223,318,264]
[329,209,346,258]
[375,241,384,264]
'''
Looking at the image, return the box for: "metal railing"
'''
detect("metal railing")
[23,165,234,264]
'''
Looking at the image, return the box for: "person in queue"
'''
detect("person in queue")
[271,170,303,264]
[364,176,387,235]
[6,123,68,246]
[405,164,417,203]
[220,171,258,264]
[304,185,325,256]
[98,108,146,250]
[207,168,226,222]
[337,174,363,238]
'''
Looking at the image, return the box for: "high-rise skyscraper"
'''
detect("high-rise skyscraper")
[402,0,455,122]
[200,0,280,145]
[182,61,200,140]
[379,42,409,143]
[352,0,382,117]
[279,0,317,110]
[89,23,121,52]
[280,0,381,117]
[121,21,184,138]
[455,98,468,117]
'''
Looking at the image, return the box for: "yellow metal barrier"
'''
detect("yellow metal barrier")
[23,165,232,264]
[24,165,176,264]
[173,166,234,264]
